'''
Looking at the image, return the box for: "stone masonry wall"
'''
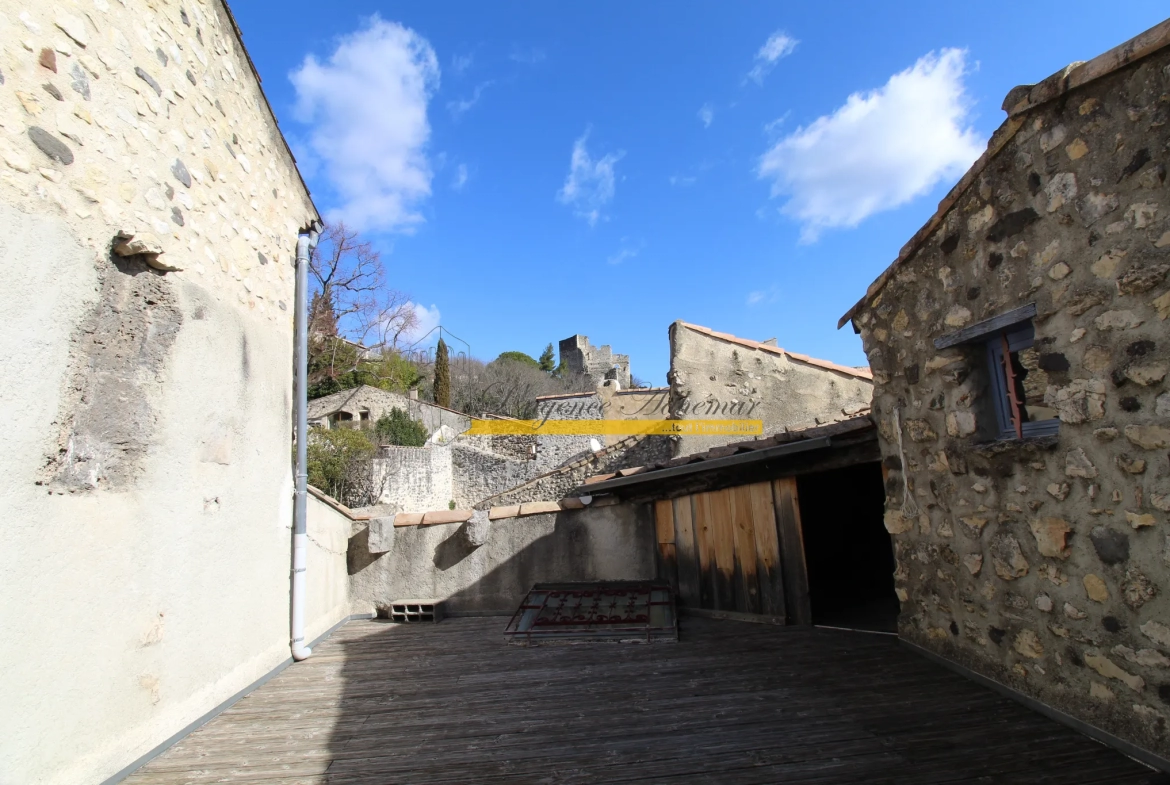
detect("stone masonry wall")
[374,445,453,513]
[451,436,537,509]
[1,0,315,312]
[308,385,471,437]
[669,322,873,458]
[482,434,673,509]
[558,334,631,389]
[0,1,325,782]
[853,48,1170,757]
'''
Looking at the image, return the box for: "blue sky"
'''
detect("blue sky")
[233,1,1166,385]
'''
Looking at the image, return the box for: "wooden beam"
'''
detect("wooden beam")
[933,302,1036,350]
[730,485,761,615]
[749,481,786,621]
[654,499,678,593]
[773,477,811,626]
[693,492,716,609]
[709,488,737,612]
[654,500,675,544]
[673,495,701,607]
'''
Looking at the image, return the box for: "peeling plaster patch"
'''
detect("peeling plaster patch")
[42,254,182,490]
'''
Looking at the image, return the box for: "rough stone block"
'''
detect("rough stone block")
[367,517,395,553]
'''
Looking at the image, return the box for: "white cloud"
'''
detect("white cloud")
[669,175,696,187]
[763,112,790,139]
[757,48,984,242]
[747,31,798,84]
[447,81,493,118]
[452,164,469,192]
[401,302,442,346]
[557,129,624,226]
[291,17,439,233]
[698,103,714,128]
[746,286,780,306]
[607,239,645,265]
[451,52,474,76]
[509,46,546,65]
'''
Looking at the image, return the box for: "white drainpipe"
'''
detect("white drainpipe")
[291,221,321,661]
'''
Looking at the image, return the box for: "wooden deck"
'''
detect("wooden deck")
[125,616,1164,784]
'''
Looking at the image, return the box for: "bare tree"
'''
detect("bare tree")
[308,222,418,354]
[450,357,593,419]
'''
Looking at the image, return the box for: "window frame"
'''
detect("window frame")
[983,322,1060,441]
[933,302,1059,443]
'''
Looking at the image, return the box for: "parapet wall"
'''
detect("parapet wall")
[348,503,658,615]
[668,321,873,457]
[376,446,454,512]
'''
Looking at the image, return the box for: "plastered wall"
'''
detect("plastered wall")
[0,1,350,782]
[668,322,873,457]
[348,504,658,615]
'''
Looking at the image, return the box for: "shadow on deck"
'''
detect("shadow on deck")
[126,616,1165,784]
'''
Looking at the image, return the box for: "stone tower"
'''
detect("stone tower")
[558,335,631,389]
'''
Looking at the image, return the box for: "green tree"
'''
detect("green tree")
[434,338,451,408]
[374,408,429,446]
[495,351,539,368]
[538,343,556,373]
[305,428,379,508]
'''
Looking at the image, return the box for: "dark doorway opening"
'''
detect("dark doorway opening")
[797,462,897,633]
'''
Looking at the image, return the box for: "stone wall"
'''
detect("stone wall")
[375,445,454,513]
[451,437,537,509]
[308,384,471,437]
[348,503,658,615]
[483,435,674,508]
[668,321,873,457]
[851,43,1170,759]
[0,1,330,783]
[558,333,631,389]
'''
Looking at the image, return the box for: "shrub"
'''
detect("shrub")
[374,408,429,447]
[306,428,382,508]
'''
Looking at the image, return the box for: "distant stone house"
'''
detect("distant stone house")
[841,19,1170,765]
[669,321,873,457]
[307,384,470,437]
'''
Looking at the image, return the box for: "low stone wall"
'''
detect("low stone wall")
[375,445,453,512]
[483,435,673,508]
[451,438,537,509]
[348,503,658,615]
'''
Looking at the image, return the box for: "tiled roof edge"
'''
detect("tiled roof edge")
[677,322,873,381]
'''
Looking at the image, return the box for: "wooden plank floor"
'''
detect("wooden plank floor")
[125,617,1166,784]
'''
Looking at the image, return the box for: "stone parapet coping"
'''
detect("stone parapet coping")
[388,495,620,528]
[307,485,372,521]
[473,433,649,508]
[676,322,873,380]
[837,16,1170,330]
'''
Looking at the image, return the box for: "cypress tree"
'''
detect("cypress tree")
[538,343,556,373]
[434,337,451,408]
